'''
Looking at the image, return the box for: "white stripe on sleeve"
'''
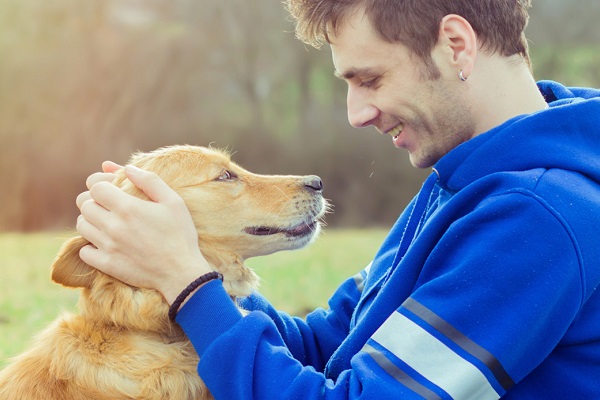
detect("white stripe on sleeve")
[371,311,500,400]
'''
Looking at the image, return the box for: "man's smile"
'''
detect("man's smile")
[385,123,405,139]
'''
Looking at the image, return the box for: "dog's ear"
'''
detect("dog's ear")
[51,236,97,289]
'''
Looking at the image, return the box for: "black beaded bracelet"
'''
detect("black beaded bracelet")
[168,271,223,321]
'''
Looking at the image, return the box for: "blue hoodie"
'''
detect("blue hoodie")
[177,81,600,399]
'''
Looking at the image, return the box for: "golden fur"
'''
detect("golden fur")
[0,145,327,400]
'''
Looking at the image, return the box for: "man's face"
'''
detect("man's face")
[330,9,476,168]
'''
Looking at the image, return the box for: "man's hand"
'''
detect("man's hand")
[76,161,212,305]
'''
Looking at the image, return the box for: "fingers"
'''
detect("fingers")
[86,171,117,190]
[77,194,112,238]
[85,161,122,190]
[79,243,109,274]
[80,164,174,227]
[76,213,102,248]
[125,165,180,204]
[84,164,178,210]
[88,181,135,213]
[75,161,130,274]
[73,162,208,298]
[102,161,123,173]
[77,161,122,210]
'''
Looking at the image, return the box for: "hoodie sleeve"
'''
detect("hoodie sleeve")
[176,266,377,399]
[234,271,365,371]
[177,278,433,400]
[190,304,439,400]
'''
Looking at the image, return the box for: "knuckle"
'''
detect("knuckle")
[103,217,123,238]
[100,228,124,255]
[118,200,138,219]
[103,238,119,254]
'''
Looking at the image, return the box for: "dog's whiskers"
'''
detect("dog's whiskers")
[273,185,294,201]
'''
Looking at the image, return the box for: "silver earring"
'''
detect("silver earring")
[459,70,468,81]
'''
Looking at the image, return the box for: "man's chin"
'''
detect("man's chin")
[408,151,439,169]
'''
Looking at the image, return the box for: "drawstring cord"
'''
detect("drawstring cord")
[390,170,439,269]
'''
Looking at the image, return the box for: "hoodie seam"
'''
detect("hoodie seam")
[493,188,586,308]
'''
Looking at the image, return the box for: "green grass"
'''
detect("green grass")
[0,229,387,368]
[247,228,387,314]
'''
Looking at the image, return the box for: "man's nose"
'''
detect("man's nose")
[347,86,378,128]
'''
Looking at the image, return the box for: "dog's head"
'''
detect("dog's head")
[51,145,328,331]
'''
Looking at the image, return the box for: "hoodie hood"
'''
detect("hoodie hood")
[434,81,600,193]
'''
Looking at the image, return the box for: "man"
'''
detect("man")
[77,0,600,398]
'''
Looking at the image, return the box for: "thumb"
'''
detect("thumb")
[124,165,175,203]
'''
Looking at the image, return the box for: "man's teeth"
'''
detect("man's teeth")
[388,124,404,139]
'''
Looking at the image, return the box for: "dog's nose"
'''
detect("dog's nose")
[304,175,323,192]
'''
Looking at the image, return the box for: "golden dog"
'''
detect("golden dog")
[0,145,327,400]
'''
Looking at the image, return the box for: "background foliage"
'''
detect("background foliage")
[0,0,599,231]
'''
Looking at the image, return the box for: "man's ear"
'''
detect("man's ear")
[51,236,97,289]
[436,14,477,78]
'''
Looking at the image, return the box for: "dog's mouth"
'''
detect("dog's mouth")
[244,220,318,238]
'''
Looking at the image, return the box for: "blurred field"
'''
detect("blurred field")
[0,228,387,369]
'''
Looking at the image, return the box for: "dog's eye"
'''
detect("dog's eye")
[216,170,236,181]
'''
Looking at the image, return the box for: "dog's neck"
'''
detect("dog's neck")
[77,274,179,337]
[76,250,257,338]
[200,247,260,298]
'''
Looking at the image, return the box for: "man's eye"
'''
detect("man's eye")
[216,170,236,181]
[360,78,378,88]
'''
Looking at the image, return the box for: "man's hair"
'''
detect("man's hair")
[285,0,532,67]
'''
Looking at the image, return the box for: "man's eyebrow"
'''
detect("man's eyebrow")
[334,67,376,80]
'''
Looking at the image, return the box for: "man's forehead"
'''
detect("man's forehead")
[330,36,377,80]
[328,7,395,79]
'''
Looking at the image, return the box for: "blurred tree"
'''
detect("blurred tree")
[0,0,597,231]
[527,0,600,86]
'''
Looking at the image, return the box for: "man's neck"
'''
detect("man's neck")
[470,55,548,136]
